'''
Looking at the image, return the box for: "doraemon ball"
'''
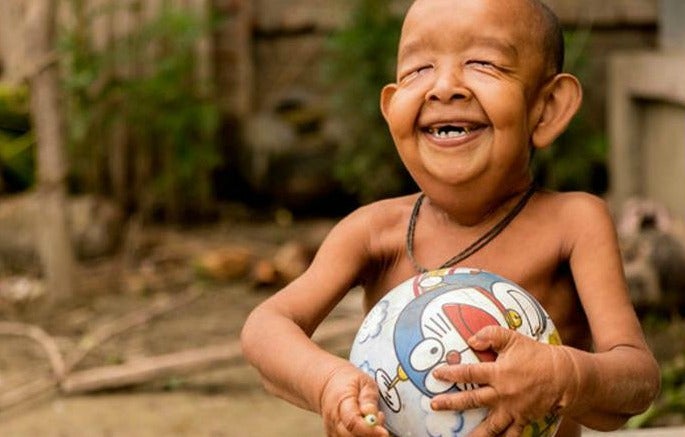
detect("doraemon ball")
[349,268,562,437]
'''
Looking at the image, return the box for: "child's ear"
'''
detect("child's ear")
[531,73,583,149]
[380,83,398,121]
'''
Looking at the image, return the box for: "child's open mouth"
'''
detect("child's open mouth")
[424,123,485,140]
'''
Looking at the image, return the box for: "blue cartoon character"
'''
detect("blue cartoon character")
[350,269,560,437]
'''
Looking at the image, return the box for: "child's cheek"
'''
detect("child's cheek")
[388,93,422,133]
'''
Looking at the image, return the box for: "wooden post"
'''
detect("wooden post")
[0,1,29,84]
[26,0,75,302]
[212,0,253,117]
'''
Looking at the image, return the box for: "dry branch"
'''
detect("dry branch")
[0,291,362,406]
[0,285,204,410]
[0,321,65,379]
[0,376,57,412]
[62,342,242,394]
[61,315,362,394]
[65,285,203,372]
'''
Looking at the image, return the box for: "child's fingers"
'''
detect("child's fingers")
[432,362,495,385]
[333,421,356,437]
[469,325,518,353]
[334,421,388,437]
[468,407,514,437]
[358,376,388,434]
[339,398,388,436]
[362,411,388,433]
[502,421,527,437]
[357,381,380,415]
[430,385,498,411]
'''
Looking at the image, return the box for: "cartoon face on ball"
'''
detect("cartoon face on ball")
[395,286,509,397]
[349,269,560,437]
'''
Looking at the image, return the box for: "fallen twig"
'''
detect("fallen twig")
[0,376,57,412]
[0,291,362,409]
[0,284,204,410]
[65,285,204,372]
[0,321,65,380]
[61,312,360,394]
[62,342,243,394]
[61,315,362,394]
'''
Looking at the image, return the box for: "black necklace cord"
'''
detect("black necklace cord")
[406,183,538,273]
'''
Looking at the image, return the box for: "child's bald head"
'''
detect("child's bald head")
[405,0,565,79]
[528,0,564,75]
[382,0,583,192]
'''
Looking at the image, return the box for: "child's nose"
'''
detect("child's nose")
[425,70,470,103]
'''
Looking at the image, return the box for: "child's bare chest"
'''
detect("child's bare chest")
[363,219,590,349]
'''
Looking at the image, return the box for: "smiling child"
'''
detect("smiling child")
[241,1,660,436]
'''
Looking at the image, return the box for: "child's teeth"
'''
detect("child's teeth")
[430,127,470,138]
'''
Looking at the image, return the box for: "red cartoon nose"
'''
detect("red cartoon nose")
[442,303,499,363]
[446,350,461,365]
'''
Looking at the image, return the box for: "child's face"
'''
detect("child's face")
[381,0,552,193]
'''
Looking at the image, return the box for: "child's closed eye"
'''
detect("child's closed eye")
[466,60,497,69]
[401,65,434,83]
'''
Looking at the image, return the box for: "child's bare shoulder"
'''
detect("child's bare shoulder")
[539,190,612,219]
[325,193,416,232]
[536,190,616,241]
[328,194,417,259]
[339,194,417,231]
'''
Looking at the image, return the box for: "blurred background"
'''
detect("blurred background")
[0,0,683,435]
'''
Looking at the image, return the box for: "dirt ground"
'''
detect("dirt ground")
[0,218,683,437]
[0,219,352,436]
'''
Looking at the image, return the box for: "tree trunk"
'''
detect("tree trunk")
[213,0,253,117]
[0,1,28,84]
[26,0,75,303]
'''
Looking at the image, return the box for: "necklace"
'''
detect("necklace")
[406,183,537,273]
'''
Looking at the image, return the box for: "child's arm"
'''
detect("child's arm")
[241,208,390,437]
[429,194,660,436]
[558,195,661,427]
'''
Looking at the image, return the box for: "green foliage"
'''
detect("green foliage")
[0,84,35,191]
[324,0,410,203]
[532,119,608,193]
[60,0,220,219]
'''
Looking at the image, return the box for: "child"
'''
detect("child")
[241,0,661,436]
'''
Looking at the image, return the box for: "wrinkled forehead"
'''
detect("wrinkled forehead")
[400,0,545,55]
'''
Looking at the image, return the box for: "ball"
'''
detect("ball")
[349,268,562,437]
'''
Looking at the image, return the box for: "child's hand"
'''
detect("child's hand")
[319,364,390,436]
[430,326,578,437]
